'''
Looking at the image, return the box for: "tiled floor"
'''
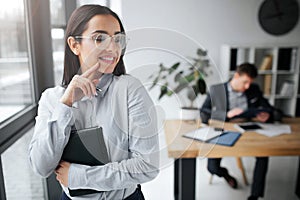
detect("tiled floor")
[142,134,300,200]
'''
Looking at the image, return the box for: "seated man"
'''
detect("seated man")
[200,63,274,200]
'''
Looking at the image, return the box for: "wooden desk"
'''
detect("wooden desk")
[164,118,300,200]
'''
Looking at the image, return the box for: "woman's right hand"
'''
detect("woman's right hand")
[60,62,101,107]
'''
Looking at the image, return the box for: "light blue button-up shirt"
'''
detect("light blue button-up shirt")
[29,74,160,200]
[227,82,248,111]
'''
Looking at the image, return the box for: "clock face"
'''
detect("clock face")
[258,0,299,36]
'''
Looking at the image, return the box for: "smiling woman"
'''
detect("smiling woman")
[29,4,159,200]
[68,14,127,75]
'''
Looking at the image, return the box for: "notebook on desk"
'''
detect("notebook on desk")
[183,127,241,147]
[61,126,109,197]
[207,131,241,146]
[182,127,223,142]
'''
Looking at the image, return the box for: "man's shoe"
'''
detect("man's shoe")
[223,173,238,189]
[247,195,258,200]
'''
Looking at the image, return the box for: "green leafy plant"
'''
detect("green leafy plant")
[148,48,211,108]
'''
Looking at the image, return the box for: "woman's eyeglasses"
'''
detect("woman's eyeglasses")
[74,33,128,50]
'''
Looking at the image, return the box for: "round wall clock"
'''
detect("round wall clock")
[258,0,299,36]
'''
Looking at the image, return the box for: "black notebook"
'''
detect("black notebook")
[61,126,109,197]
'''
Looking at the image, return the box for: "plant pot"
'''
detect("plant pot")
[180,107,200,120]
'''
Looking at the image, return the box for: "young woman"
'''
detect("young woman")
[29,5,159,200]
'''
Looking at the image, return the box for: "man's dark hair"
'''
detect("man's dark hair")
[236,63,258,79]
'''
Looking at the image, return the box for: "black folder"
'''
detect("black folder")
[61,126,109,197]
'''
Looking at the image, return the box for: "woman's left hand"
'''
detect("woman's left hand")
[55,161,71,187]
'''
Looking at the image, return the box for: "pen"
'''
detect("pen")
[96,87,102,92]
[214,128,224,132]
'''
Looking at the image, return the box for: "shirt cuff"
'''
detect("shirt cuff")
[68,163,88,189]
[50,102,75,134]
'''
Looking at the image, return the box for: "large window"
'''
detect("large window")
[50,0,108,86]
[0,0,34,123]
[0,0,54,199]
[50,0,67,85]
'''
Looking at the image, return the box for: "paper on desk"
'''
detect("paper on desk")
[255,123,291,137]
[183,126,223,142]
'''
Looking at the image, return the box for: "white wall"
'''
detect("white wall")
[121,0,300,119]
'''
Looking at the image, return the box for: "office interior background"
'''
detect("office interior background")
[0,0,300,199]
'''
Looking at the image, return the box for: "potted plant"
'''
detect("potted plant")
[148,48,211,120]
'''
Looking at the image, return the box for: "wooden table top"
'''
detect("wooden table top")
[164,118,300,158]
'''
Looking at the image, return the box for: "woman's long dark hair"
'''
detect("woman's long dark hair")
[62,5,126,87]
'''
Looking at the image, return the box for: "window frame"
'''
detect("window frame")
[0,0,54,152]
[0,0,55,199]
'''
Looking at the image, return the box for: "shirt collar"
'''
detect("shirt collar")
[227,82,243,96]
[227,82,233,92]
[96,73,114,97]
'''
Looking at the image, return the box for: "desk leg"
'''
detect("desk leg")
[296,156,300,198]
[174,158,196,200]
